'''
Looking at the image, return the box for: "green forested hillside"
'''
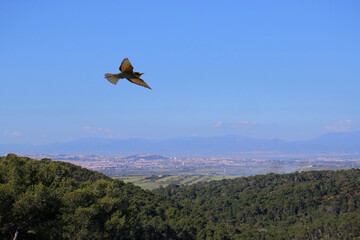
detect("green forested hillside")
[0,154,201,240]
[1,154,360,240]
[155,169,360,239]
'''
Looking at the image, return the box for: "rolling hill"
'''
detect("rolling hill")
[1,154,360,239]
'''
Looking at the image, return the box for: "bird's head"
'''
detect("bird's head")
[134,72,144,78]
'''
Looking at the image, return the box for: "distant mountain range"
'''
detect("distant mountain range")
[1,131,360,157]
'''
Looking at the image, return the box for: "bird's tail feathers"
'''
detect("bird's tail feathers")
[105,73,120,85]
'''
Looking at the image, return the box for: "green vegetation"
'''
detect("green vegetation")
[1,154,360,239]
[0,154,200,239]
[155,169,360,239]
[114,175,235,190]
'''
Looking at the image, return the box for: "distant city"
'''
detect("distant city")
[17,153,360,177]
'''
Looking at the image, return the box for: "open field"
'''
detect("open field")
[114,175,238,190]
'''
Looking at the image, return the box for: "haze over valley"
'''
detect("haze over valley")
[2,131,360,157]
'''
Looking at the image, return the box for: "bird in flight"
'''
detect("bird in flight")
[105,58,151,89]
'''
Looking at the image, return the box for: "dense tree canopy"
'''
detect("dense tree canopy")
[1,154,360,239]
[155,169,360,239]
[0,154,198,239]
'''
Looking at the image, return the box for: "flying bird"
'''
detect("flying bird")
[104,58,151,89]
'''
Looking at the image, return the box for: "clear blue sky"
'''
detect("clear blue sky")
[1,0,359,144]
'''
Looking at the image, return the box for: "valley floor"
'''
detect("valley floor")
[114,175,238,190]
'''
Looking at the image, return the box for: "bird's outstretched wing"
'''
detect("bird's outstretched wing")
[119,58,134,72]
[128,78,152,89]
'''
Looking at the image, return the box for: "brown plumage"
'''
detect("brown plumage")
[104,58,151,89]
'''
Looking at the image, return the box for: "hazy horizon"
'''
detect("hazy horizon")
[3,129,360,146]
[1,1,360,145]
